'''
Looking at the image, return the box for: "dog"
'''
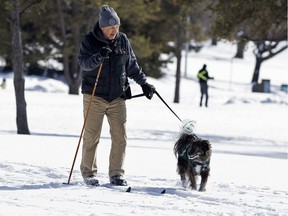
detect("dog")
[174,133,212,191]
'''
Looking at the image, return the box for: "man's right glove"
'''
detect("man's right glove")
[96,47,112,62]
[141,83,156,100]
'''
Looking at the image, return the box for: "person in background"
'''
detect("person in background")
[1,78,6,89]
[78,5,155,186]
[197,64,214,107]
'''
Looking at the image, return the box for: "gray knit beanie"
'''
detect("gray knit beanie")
[99,5,120,28]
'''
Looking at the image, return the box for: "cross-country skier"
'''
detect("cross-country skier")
[78,5,155,186]
[197,64,214,107]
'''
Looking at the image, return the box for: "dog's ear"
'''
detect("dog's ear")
[203,140,211,151]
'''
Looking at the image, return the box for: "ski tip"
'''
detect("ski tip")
[126,187,132,192]
[160,189,166,194]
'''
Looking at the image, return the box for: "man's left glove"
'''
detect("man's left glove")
[141,83,155,100]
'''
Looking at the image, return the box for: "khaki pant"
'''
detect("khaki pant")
[80,94,127,178]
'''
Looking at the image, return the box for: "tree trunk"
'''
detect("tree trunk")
[57,0,82,95]
[68,53,81,94]
[173,47,181,103]
[67,54,81,94]
[68,9,82,95]
[251,57,262,83]
[211,37,217,46]
[251,41,288,84]
[235,39,246,59]
[10,0,30,134]
[173,23,183,104]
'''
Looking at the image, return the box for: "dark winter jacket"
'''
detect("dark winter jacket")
[197,66,213,83]
[78,22,147,102]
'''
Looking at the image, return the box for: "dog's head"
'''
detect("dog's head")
[174,133,211,162]
[186,139,211,162]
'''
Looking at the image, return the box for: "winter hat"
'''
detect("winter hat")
[99,5,120,28]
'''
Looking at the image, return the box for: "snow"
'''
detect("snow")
[0,41,287,216]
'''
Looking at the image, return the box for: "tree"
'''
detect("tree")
[0,2,13,70]
[3,0,44,134]
[211,0,287,83]
[8,0,30,134]
[251,41,287,83]
[55,0,81,94]
[234,39,246,59]
[157,0,210,103]
[113,0,163,78]
[36,0,163,94]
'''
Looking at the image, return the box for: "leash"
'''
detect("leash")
[131,93,145,99]
[130,90,182,123]
[154,90,182,122]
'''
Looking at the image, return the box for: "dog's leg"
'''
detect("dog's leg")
[177,158,188,188]
[199,167,210,191]
[187,166,197,190]
[181,175,188,188]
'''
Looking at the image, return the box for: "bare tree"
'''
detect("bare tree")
[251,41,287,83]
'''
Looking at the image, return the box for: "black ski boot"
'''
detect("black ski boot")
[110,175,127,186]
[83,175,99,186]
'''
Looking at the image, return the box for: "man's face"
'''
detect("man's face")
[101,25,120,40]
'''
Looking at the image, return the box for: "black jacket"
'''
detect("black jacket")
[78,22,147,102]
[197,65,213,84]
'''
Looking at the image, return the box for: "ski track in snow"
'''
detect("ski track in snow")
[0,160,287,216]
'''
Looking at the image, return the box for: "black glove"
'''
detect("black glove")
[96,47,112,62]
[141,83,155,100]
[100,47,112,59]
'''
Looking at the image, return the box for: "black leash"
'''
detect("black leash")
[131,91,182,123]
[131,93,145,99]
[154,90,182,122]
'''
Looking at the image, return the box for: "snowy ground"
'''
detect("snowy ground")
[0,41,287,215]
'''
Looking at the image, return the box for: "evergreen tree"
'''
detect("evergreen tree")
[155,0,210,103]
[211,0,287,83]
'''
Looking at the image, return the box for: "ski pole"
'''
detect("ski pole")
[154,90,182,122]
[64,62,103,185]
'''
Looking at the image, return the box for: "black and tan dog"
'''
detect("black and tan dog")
[174,133,212,191]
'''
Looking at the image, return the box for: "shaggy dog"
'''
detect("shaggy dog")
[174,133,212,191]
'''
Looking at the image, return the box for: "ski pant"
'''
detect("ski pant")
[200,82,209,107]
[80,94,127,178]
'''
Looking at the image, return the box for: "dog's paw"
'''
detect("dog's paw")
[199,188,206,192]
[181,179,188,188]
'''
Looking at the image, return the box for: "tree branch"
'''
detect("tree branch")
[262,44,288,61]
[20,0,42,17]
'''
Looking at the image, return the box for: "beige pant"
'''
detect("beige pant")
[80,94,127,178]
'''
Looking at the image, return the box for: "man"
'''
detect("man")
[197,64,214,107]
[78,5,155,186]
